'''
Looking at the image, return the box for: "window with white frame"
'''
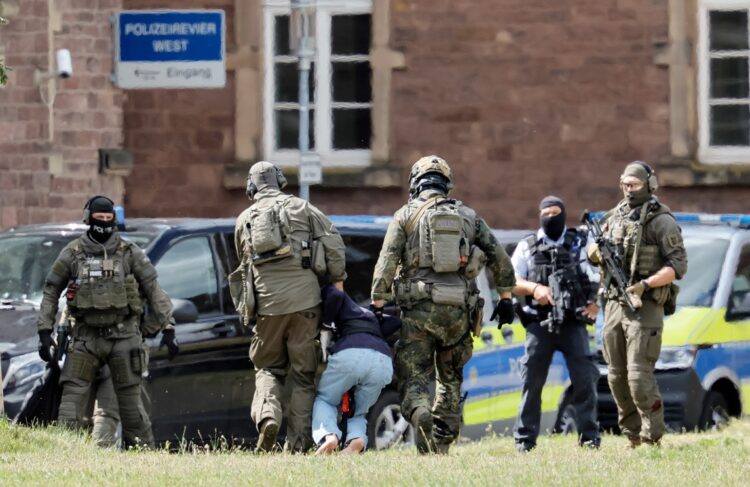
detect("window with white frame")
[263,1,373,168]
[699,1,750,163]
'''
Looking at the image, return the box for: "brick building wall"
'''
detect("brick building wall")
[0,0,126,229]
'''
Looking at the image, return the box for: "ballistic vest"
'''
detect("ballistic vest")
[67,239,142,327]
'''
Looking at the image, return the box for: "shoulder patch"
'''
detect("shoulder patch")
[666,230,682,248]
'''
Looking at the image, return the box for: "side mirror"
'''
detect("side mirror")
[171,298,199,324]
[727,290,750,322]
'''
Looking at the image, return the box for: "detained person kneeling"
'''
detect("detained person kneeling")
[313,285,401,455]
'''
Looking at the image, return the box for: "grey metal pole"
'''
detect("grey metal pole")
[298,50,311,201]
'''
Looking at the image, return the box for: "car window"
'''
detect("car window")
[341,233,384,305]
[156,237,220,315]
[677,235,730,307]
[0,235,74,304]
[729,243,750,315]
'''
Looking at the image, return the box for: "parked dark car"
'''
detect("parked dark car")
[0,215,529,448]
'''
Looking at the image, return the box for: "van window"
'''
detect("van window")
[729,244,750,316]
[156,237,220,315]
[677,236,730,307]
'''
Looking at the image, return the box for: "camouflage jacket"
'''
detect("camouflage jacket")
[371,190,515,302]
[37,232,173,335]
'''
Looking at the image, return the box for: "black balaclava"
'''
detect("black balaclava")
[410,173,449,198]
[539,195,566,241]
[87,196,116,244]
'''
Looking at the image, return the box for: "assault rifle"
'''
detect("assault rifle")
[581,211,640,317]
[53,310,72,369]
[540,249,594,334]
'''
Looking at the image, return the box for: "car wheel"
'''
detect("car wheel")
[700,391,730,431]
[554,402,578,435]
[366,389,415,450]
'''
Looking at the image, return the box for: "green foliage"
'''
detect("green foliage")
[2,417,750,486]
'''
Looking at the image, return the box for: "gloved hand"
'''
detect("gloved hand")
[490,298,515,327]
[625,280,649,309]
[38,329,54,363]
[587,243,602,265]
[320,329,333,363]
[160,328,179,360]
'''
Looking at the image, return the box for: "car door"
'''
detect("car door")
[146,233,243,445]
[215,231,258,444]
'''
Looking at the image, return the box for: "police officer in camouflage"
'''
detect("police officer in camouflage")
[235,161,347,453]
[588,162,688,447]
[511,196,601,452]
[371,156,516,454]
[37,196,174,448]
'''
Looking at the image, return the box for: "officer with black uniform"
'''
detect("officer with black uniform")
[511,196,601,452]
[36,196,174,448]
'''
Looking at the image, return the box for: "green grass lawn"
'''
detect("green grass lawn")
[2,418,750,486]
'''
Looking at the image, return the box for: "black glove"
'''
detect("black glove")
[490,298,515,327]
[369,303,384,324]
[38,330,54,363]
[159,328,179,360]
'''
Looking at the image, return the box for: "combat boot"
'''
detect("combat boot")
[627,436,641,449]
[256,418,279,453]
[411,406,435,454]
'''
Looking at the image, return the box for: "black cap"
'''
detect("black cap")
[539,195,565,211]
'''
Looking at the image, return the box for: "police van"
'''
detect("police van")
[462,213,750,437]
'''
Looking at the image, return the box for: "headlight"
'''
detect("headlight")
[2,352,46,391]
[655,346,696,371]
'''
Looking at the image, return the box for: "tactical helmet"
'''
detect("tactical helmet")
[246,161,288,198]
[408,155,454,194]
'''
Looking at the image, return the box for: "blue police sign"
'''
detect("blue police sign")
[114,10,226,89]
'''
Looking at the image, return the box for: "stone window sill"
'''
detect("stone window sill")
[658,158,750,187]
[223,161,402,189]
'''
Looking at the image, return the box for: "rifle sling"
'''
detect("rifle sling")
[404,195,446,236]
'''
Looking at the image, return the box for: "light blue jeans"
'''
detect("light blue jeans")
[312,348,393,448]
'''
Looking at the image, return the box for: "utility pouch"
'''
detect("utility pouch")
[252,242,293,265]
[130,348,143,374]
[124,274,142,316]
[636,245,661,276]
[653,283,680,316]
[430,283,467,307]
[251,207,284,254]
[229,262,256,322]
[311,239,328,276]
[471,297,485,337]
[429,210,464,272]
[301,240,312,269]
[394,279,431,308]
[464,245,487,280]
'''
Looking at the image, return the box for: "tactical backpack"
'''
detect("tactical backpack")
[248,195,294,265]
[406,197,470,274]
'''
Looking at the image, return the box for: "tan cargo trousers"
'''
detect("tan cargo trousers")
[249,305,320,452]
[603,298,665,442]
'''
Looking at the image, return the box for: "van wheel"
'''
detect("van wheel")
[366,390,415,450]
[700,391,730,431]
[554,401,578,435]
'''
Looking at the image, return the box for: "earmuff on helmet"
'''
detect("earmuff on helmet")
[82,195,117,225]
[246,161,288,198]
[634,160,658,192]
